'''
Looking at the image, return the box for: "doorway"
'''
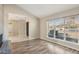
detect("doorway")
[26,22,29,37]
[7,14,30,43]
[8,20,27,42]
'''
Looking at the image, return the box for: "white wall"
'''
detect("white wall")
[29,17,40,40]
[0,5,3,34]
[3,4,40,42]
[40,7,79,51]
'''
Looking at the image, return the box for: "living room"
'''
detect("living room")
[0,4,79,54]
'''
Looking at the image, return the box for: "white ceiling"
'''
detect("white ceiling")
[17,4,79,18]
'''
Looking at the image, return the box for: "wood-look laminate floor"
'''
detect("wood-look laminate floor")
[11,39,79,54]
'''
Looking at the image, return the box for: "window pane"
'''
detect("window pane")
[65,16,78,43]
[55,18,65,40]
[48,20,55,38]
[75,15,79,43]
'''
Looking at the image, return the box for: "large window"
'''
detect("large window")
[48,15,79,44]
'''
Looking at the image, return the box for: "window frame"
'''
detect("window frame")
[47,15,79,45]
